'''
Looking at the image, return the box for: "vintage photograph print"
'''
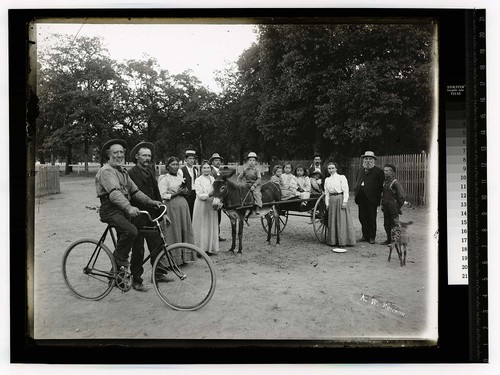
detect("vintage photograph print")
[29,16,438,345]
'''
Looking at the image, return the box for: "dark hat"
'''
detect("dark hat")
[361,151,377,159]
[313,152,322,159]
[130,141,155,161]
[209,153,224,164]
[101,139,127,159]
[185,149,197,158]
[384,163,397,173]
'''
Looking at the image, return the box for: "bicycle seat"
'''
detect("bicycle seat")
[99,219,119,229]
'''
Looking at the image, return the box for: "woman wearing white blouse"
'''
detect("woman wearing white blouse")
[324,162,356,247]
[192,161,219,255]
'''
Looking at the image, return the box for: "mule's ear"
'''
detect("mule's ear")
[221,168,236,180]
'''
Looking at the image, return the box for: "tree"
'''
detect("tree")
[234,23,434,161]
[38,34,118,174]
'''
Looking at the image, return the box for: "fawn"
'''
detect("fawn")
[388,221,414,267]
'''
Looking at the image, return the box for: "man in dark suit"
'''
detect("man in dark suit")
[179,150,198,219]
[128,141,170,290]
[308,153,325,182]
[354,151,385,244]
[209,153,225,241]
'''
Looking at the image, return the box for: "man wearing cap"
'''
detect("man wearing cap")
[95,139,163,291]
[354,151,385,244]
[381,163,406,245]
[179,150,198,219]
[128,141,170,289]
[209,153,226,241]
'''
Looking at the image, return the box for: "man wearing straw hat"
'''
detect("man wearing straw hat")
[95,139,163,290]
[354,151,385,244]
[128,141,170,290]
[237,152,263,217]
[209,152,226,241]
[179,149,198,219]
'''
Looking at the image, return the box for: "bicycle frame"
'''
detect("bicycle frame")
[92,206,187,282]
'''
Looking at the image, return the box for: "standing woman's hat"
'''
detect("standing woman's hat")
[185,149,197,158]
[101,139,127,159]
[130,141,155,161]
[246,152,259,160]
[360,151,377,159]
[209,153,224,164]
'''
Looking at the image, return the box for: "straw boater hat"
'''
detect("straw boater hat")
[101,139,127,159]
[360,151,377,159]
[246,152,259,160]
[209,153,224,164]
[185,149,197,158]
[130,141,155,161]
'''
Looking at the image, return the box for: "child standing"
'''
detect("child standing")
[381,163,406,245]
[280,162,300,200]
[237,152,263,216]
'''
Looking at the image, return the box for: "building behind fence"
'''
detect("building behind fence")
[344,153,428,206]
[35,165,61,197]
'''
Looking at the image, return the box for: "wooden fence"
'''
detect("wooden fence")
[35,165,61,197]
[344,153,429,206]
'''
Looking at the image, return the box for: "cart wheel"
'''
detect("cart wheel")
[260,209,288,235]
[312,193,328,243]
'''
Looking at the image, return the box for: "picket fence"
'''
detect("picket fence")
[344,153,429,206]
[35,165,61,197]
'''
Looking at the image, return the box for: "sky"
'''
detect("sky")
[36,22,258,92]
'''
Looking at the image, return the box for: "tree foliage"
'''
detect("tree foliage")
[36,23,435,169]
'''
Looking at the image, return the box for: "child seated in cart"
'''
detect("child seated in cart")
[280,162,300,201]
[295,164,311,208]
[270,165,284,187]
[237,152,262,216]
[310,170,323,195]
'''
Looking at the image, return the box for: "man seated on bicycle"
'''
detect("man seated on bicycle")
[96,139,164,276]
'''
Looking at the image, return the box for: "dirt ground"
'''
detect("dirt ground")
[32,175,437,342]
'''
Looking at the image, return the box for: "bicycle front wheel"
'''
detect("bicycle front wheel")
[62,238,116,301]
[152,243,216,311]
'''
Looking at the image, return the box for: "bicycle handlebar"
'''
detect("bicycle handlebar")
[139,204,167,223]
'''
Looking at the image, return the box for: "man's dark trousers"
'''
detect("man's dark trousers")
[130,224,163,284]
[99,208,146,269]
[357,189,378,241]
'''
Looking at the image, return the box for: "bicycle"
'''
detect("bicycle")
[62,205,216,311]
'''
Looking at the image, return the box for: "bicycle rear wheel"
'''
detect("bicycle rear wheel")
[152,243,216,311]
[62,238,116,300]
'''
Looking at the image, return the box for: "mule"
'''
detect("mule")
[212,171,281,254]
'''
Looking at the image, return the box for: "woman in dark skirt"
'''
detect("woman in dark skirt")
[324,162,356,247]
[158,156,196,264]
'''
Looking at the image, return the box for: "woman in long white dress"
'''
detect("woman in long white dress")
[192,161,219,255]
[324,162,356,247]
[158,156,196,264]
